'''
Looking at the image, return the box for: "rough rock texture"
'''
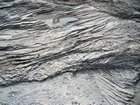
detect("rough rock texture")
[0,72,110,105]
[0,0,140,105]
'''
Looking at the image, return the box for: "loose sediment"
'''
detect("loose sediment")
[0,0,140,105]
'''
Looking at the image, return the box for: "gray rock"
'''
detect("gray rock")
[0,0,140,105]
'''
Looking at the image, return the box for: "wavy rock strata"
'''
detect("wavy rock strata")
[0,0,140,105]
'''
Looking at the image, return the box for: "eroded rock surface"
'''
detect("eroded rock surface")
[0,0,140,105]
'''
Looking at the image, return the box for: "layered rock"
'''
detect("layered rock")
[0,0,140,104]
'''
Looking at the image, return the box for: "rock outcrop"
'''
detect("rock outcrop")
[0,0,140,104]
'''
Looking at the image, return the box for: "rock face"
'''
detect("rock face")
[0,0,140,105]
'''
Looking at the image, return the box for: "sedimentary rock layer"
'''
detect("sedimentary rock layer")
[0,0,140,104]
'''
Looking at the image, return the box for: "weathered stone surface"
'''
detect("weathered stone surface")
[0,72,110,105]
[0,0,140,105]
